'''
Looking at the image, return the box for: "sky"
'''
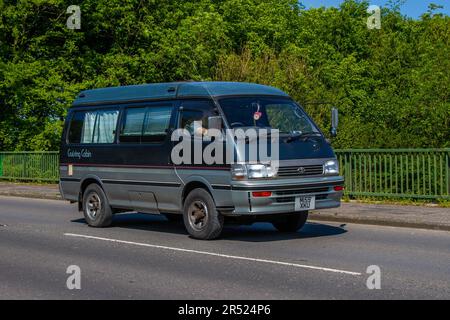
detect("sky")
[299,0,449,18]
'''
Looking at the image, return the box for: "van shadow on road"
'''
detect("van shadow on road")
[71,213,347,242]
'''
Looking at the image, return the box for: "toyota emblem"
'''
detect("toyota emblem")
[297,167,306,174]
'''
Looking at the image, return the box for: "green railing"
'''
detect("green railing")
[335,149,450,200]
[0,149,449,200]
[0,152,59,183]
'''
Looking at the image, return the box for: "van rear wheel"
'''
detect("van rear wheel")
[272,211,308,232]
[82,184,113,227]
[183,188,224,240]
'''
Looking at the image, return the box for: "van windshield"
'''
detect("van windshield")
[219,97,320,135]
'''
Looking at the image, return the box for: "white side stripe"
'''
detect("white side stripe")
[64,233,362,276]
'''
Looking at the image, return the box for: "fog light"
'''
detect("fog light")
[252,191,272,197]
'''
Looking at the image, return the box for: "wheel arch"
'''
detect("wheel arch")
[181,177,215,207]
[78,175,106,211]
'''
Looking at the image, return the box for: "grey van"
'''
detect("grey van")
[59,82,344,239]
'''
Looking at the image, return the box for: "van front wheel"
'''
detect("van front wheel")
[183,188,224,240]
[272,211,308,232]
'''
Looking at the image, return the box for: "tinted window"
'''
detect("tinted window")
[142,106,172,143]
[68,111,85,143]
[120,105,173,143]
[266,104,315,133]
[180,110,205,135]
[120,108,146,143]
[68,109,119,144]
[179,100,216,136]
[219,97,319,134]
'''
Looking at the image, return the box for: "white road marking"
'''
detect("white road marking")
[64,233,362,276]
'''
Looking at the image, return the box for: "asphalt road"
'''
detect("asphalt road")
[0,195,449,300]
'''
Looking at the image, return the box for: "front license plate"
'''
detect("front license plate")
[295,196,315,211]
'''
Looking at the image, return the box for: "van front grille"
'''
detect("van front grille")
[275,187,329,196]
[277,165,323,177]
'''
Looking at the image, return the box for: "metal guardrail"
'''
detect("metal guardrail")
[0,152,59,183]
[335,149,450,200]
[0,149,449,200]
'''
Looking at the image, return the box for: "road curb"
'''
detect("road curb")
[0,191,62,201]
[308,213,450,232]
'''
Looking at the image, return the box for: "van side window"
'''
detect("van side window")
[120,108,146,143]
[120,105,173,143]
[142,106,172,143]
[68,111,85,144]
[81,111,97,143]
[92,110,119,143]
[181,110,205,135]
[179,100,216,136]
[68,109,119,144]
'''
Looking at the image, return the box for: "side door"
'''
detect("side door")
[114,101,180,213]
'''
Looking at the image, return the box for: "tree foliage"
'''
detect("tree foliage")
[0,0,448,150]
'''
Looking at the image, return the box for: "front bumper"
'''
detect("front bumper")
[229,176,344,215]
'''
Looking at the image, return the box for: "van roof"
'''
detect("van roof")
[72,81,289,107]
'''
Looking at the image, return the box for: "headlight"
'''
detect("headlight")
[324,159,339,175]
[231,164,247,180]
[231,163,277,180]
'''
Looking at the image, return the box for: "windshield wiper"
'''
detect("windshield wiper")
[285,132,321,143]
[284,132,302,143]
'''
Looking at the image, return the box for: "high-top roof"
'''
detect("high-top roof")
[72,81,289,107]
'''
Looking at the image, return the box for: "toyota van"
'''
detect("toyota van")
[59,82,344,239]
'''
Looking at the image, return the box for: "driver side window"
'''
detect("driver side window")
[179,100,216,136]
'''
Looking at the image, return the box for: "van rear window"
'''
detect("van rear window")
[67,109,119,144]
[67,112,85,144]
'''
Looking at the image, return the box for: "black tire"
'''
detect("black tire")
[183,188,224,240]
[163,213,183,223]
[272,211,308,232]
[82,184,113,227]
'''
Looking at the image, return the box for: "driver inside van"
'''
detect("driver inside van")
[184,118,209,136]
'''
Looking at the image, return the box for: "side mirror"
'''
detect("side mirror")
[330,107,338,137]
[208,116,223,131]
